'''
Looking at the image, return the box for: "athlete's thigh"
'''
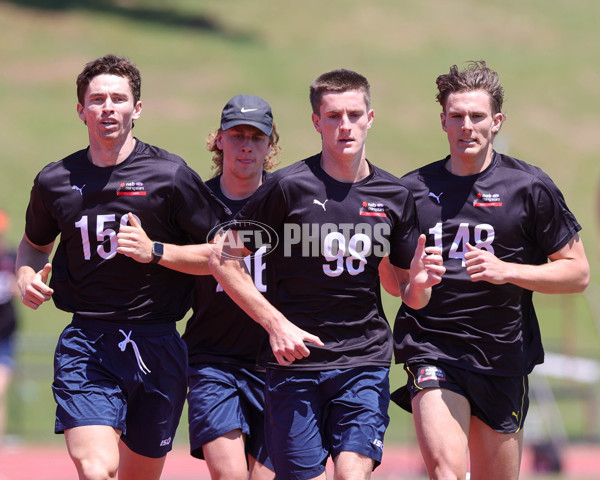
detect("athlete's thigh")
[333,451,375,480]
[248,454,276,480]
[412,388,471,477]
[64,425,121,479]
[469,415,523,480]
[187,365,246,458]
[202,430,249,479]
[118,440,166,480]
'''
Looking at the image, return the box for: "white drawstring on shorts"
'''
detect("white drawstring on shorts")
[118,329,151,374]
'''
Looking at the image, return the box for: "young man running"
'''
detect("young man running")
[118,94,280,479]
[393,61,589,480]
[209,69,445,480]
[17,54,226,480]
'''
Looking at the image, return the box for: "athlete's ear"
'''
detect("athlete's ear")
[216,132,224,150]
[491,112,504,134]
[440,112,448,132]
[132,101,142,121]
[77,103,85,123]
[312,113,322,133]
[366,109,374,130]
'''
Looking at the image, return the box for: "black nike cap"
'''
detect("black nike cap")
[220,94,273,136]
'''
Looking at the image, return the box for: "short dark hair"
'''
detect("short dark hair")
[436,60,504,115]
[309,68,371,114]
[76,54,141,105]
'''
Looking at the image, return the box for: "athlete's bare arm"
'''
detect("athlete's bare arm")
[379,255,402,297]
[380,234,445,309]
[117,212,212,275]
[209,229,324,366]
[16,234,54,310]
[464,233,589,294]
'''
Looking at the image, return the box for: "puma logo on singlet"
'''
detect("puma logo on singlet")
[72,184,86,195]
[428,191,443,203]
[313,198,328,211]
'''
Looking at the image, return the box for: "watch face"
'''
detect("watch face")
[153,242,164,256]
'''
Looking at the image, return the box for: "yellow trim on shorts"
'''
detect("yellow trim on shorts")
[514,375,527,433]
[405,363,423,392]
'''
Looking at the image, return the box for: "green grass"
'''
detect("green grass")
[2,0,600,456]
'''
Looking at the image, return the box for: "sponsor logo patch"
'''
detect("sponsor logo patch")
[360,201,387,217]
[417,366,446,384]
[473,192,502,207]
[117,181,147,196]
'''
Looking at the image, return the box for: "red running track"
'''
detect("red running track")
[1,444,599,479]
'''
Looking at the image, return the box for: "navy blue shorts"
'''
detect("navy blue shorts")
[187,363,272,469]
[265,367,390,480]
[0,336,15,369]
[392,361,529,434]
[52,318,188,458]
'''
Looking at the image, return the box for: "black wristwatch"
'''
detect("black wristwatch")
[151,241,164,264]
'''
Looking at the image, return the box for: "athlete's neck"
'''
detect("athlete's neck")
[87,136,136,168]
[446,147,494,176]
[220,173,263,201]
[320,150,371,183]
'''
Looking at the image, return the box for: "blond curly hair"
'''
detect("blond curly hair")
[207,123,281,177]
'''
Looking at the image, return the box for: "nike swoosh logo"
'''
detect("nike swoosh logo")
[241,107,258,113]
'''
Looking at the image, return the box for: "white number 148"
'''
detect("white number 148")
[429,222,494,266]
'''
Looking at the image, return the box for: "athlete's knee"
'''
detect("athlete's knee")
[331,469,371,480]
[210,468,248,480]
[427,463,467,480]
[207,459,248,480]
[248,461,275,480]
[72,457,118,480]
[332,452,375,480]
